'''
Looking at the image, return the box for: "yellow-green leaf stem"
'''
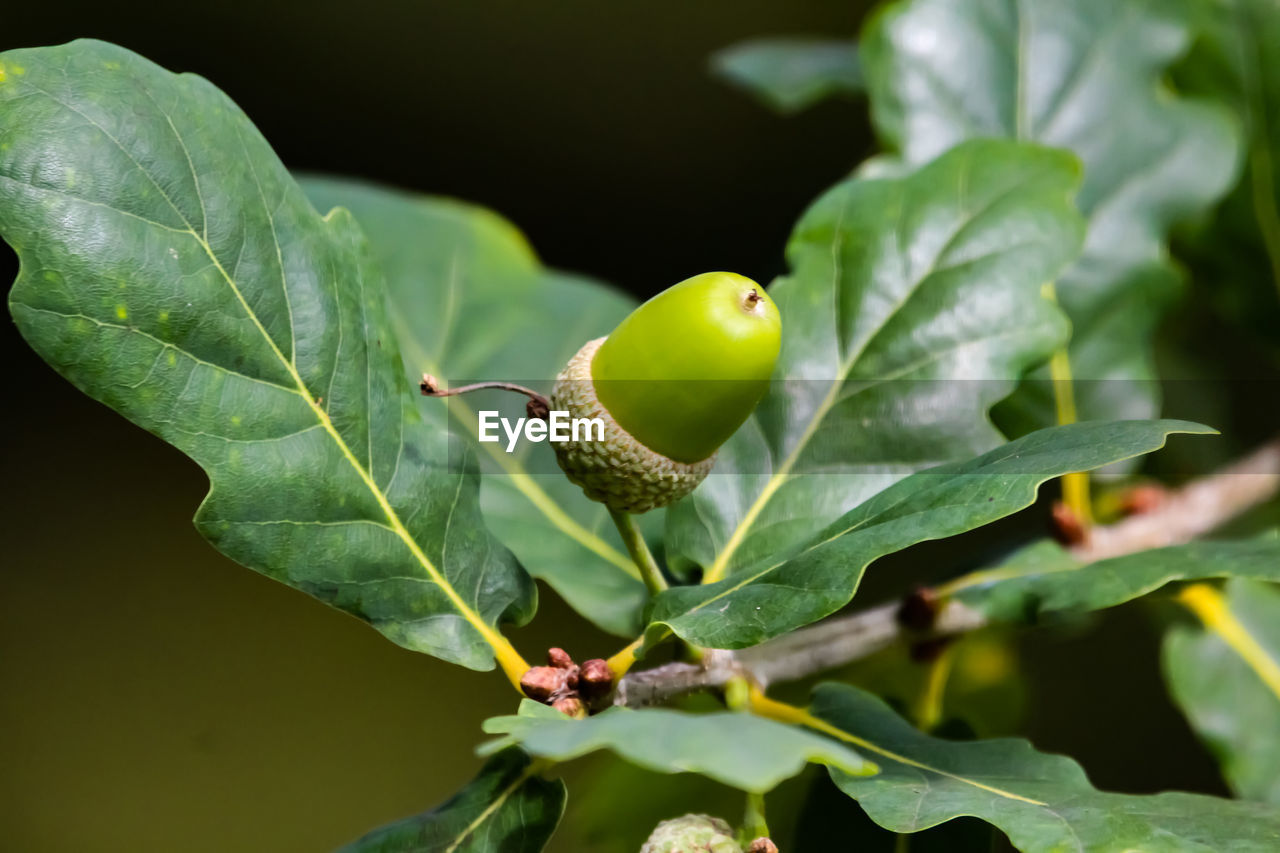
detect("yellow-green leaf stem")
[605,636,646,678]
[912,645,955,732]
[1179,584,1280,703]
[1043,282,1092,526]
[746,688,1040,805]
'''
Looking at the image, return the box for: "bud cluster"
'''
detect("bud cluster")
[519,647,615,716]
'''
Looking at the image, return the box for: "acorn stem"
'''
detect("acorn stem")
[608,506,668,596]
[420,375,551,419]
[741,791,770,848]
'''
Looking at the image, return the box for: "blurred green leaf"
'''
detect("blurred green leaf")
[815,683,1280,851]
[481,700,876,794]
[710,37,863,113]
[836,632,1028,740]
[1174,0,1280,356]
[796,769,1000,852]
[1164,578,1280,804]
[338,750,565,853]
[862,0,1241,428]
[0,40,533,671]
[300,177,649,637]
[664,139,1080,583]
[952,533,1280,623]
[651,420,1210,650]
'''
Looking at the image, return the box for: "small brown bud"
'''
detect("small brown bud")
[578,659,614,698]
[896,586,939,632]
[1120,484,1165,516]
[547,647,574,669]
[551,696,585,718]
[1050,500,1089,546]
[420,373,441,395]
[520,666,568,702]
[748,839,779,853]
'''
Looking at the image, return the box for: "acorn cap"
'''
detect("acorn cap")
[552,337,715,513]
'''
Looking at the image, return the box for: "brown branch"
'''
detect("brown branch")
[736,598,986,689]
[614,650,742,707]
[615,434,1280,707]
[1071,435,1280,561]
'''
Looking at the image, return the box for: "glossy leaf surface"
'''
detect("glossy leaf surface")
[1175,0,1280,355]
[816,683,1280,852]
[863,0,1240,426]
[953,534,1280,623]
[1165,578,1280,804]
[651,420,1210,650]
[301,177,649,636]
[339,750,565,853]
[0,41,532,670]
[665,140,1081,582]
[482,700,875,794]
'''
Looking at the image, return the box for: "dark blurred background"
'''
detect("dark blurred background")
[0,1,1267,851]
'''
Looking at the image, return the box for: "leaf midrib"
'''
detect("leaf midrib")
[669,428,1187,630]
[194,226,516,661]
[441,759,543,853]
[10,68,516,670]
[390,310,640,580]
[702,163,1049,583]
[1182,585,1280,705]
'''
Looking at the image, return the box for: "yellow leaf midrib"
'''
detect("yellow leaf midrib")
[394,316,640,581]
[1179,584,1280,704]
[442,759,550,853]
[191,226,527,684]
[749,690,1047,806]
[14,61,531,681]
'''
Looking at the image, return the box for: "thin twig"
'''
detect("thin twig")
[615,434,1280,707]
[735,599,984,689]
[1073,435,1280,561]
[420,374,551,419]
[614,650,742,707]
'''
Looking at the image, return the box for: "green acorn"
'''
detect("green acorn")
[640,814,743,853]
[552,271,781,513]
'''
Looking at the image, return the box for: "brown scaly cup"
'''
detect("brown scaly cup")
[551,337,717,513]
